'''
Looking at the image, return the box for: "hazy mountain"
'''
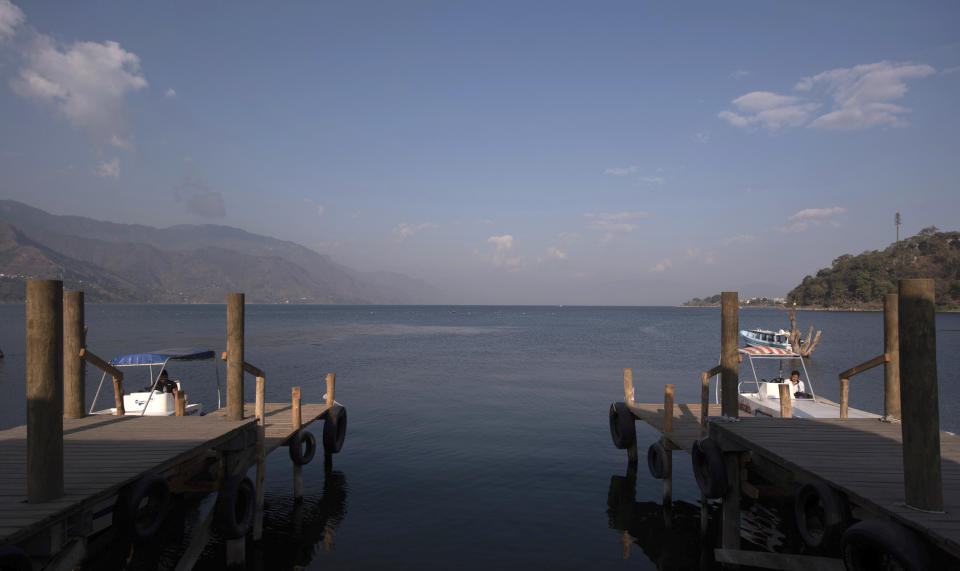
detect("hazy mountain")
[0,200,441,303]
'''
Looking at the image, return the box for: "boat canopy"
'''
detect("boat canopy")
[738,346,798,358]
[110,348,216,366]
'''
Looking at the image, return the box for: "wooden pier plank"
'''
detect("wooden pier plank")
[710,417,960,559]
[627,402,722,451]
[204,402,332,455]
[0,414,255,546]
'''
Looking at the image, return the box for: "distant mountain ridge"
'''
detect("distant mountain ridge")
[0,200,441,303]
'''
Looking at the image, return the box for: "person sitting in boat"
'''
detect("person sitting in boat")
[155,369,178,393]
[789,370,808,398]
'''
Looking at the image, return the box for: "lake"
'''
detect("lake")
[0,304,957,569]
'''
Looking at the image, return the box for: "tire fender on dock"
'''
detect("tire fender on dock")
[323,404,347,454]
[647,441,669,479]
[794,480,849,548]
[113,473,172,539]
[216,475,255,539]
[691,437,727,499]
[841,519,930,571]
[608,402,636,450]
[0,545,31,571]
[288,429,317,466]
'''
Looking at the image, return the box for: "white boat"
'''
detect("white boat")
[733,346,878,419]
[90,348,220,416]
[740,328,792,352]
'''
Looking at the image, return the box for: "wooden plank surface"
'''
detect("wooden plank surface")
[205,402,332,455]
[627,402,722,451]
[710,417,960,558]
[0,414,254,545]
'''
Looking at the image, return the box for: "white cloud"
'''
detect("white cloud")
[783,206,846,232]
[720,61,934,132]
[650,259,672,273]
[545,246,567,261]
[164,87,176,98]
[718,91,820,130]
[94,157,119,179]
[316,204,324,216]
[0,0,24,41]
[487,234,522,267]
[394,222,437,241]
[730,69,751,80]
[603,165,639,176]
[585,211,647,243]
[479,218,494,225]
[638,176,664,184]
[11,34,147,147]
[686,247,700,258]
[694,132,710,143]
[798,61,936,130]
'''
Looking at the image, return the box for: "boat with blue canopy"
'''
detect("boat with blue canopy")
[90,348,220,416]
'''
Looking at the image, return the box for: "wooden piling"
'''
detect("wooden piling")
[63,291,85,419]
[840,379,849,419]
[26,279,64,503]
[226,293,245,421]
[721,451,741,551]
[253,376,266,541]
[720,292,739,418]
[898,278,942,511]
[292,386,303,501]
[325,373,336,406]
[174,389,186,416]
[778,384,792,418]
[884,293,901,419]
[622,369,634,405]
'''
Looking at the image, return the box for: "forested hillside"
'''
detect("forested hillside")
[787,227,960,309]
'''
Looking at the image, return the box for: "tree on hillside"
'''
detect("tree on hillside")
[787,228,960,309]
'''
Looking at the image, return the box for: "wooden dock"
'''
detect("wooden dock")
[0,414,255,547]
[206,402,333,455]
[627,402,721,451]
[710,416,960,561]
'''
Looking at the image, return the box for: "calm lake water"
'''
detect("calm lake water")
[0,305,958,569]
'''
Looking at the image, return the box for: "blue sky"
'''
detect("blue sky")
[1,1,958,304]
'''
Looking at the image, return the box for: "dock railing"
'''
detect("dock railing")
[79,348,125,415]
[838,353,890,419]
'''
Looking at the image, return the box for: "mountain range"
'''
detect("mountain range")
[0,200,441,304]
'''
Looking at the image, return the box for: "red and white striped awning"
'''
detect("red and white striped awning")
[739,346,798,357]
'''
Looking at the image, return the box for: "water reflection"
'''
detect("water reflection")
[250,469,349,569]
[606,460,720,570]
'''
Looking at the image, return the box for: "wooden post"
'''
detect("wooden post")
[292,386,303,500]
[700,371,710,433]
[26,279,64,503]
[778,384,792,418]
[722,451,741,551]
[663,384,674,433]
[899,278,942,511]
[663,446,673,528]
[622,369,634,405]
[253,376,266,541]
[884,293,901,419]
[840,378,849,419]
[63,290,85,419]
[174,389,186,416]
[112,376,125,415]
[720,292,739,418]
[226,293,245,420]
[325,373,336,406]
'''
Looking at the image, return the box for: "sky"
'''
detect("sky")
[0,1,958,305]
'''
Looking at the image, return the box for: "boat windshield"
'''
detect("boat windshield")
[738,346,816,402]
